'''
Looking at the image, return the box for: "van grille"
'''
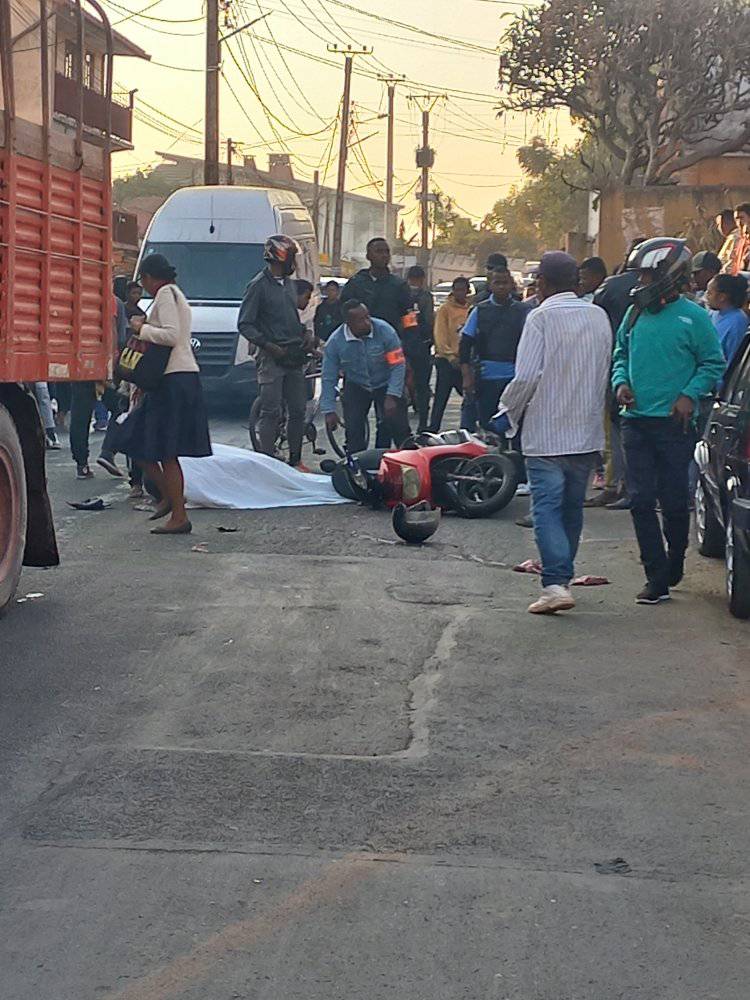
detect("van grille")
[192,332,237,377]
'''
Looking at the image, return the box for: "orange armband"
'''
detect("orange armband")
[385,347,405,366]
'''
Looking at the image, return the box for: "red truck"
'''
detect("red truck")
[1,0,116,610]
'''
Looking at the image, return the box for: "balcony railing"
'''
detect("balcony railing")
[53,72,133,144]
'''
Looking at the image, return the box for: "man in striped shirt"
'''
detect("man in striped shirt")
[493,252,612,614]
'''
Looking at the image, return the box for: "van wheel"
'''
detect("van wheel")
[695,477,724,557]
[0,406,27,614]
[726,507,750,620]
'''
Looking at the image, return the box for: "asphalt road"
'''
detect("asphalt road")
[1,406,748,1000]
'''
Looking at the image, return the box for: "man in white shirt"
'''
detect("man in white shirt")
[493,252,612,614]
[716,207,740,272]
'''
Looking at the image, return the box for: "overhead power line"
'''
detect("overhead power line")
[321,0,498,55]
[100,0,204,33]
[225,38,338,139]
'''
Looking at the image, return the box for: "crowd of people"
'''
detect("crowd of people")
[37,201,750,602]
[235,221,745,611]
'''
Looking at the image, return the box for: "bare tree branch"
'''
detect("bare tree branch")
[497,0,750,186]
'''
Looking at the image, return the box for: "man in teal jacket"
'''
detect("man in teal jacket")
[612,239,726,605]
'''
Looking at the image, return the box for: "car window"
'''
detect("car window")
[725,340,750,409]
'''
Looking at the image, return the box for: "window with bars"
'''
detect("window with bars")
[63,40,76,79]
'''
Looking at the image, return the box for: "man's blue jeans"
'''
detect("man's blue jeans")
[526,453,597,587]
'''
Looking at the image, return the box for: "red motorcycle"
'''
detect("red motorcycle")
[332,430,520,519]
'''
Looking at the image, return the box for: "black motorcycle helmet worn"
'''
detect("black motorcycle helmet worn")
[263,234,300,276]
[392,501,441,545]
[627,237,692,313]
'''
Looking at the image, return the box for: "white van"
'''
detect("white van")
[135,186,320,403]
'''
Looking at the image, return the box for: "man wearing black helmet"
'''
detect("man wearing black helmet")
[238,235,312,470]
[611,238,726,605]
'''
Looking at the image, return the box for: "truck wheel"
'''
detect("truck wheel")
[695,477,724,557]
[726,506,750,620]
[0,406,28,614]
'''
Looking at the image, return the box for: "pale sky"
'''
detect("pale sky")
[106,0,572,234]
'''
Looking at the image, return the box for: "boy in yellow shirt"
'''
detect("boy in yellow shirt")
[428,276,471,432]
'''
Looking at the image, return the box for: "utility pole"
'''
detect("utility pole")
[378,75,404,241]
[205,0,220,186]
[205,8,272,186]
[226,138,235,185]
[408,93,445,271]
[328,44,372,273]
[420,108,430,263]
[312,169,320,237]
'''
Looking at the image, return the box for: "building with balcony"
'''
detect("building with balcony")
[9,0,150,153]
[52,0,150,150]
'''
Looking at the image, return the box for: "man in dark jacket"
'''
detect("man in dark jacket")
[404,265,434,433]
[590,262,641,509]
[314,280,343,342]
[340,238,412,335]
[237,235,311,469]
[460,268,529,428]
[474,253,509,305]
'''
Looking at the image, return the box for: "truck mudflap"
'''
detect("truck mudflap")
[0,385,59,568]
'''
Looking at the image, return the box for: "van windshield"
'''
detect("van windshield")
[140,242,265,300]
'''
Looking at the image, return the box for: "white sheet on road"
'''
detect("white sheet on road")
[181,444,351,510]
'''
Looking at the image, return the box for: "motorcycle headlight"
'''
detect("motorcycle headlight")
[401,465,422,502]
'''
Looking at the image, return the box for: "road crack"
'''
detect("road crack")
[402,607,475,760]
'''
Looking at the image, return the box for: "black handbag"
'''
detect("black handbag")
[116,336,171,391]
[115,287,177,390]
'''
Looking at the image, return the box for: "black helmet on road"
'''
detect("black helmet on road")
[628,237,692,313]
[263,234,300,275]
[392,501,441,544]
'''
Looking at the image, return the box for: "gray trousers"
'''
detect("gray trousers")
[256,355,306,464]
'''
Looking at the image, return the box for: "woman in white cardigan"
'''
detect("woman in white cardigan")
[123,254,211,534]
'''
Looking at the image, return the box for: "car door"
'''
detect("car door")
[711,337,750,489]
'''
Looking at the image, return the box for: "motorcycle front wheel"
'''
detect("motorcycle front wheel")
[453,453,518,518]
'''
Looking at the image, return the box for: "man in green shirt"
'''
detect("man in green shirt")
[611,238,726,605]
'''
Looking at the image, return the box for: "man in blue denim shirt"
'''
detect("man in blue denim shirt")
[322,301,408,453]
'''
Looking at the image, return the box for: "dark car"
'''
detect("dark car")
[695,335,750,618]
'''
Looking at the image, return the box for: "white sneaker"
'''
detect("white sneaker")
[528,585,576,615]
[515,482,531,497]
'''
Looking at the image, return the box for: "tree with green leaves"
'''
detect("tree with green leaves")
[498,0,750,186]
[481,138,590,258]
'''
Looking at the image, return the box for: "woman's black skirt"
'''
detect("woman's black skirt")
[119,372,212,463]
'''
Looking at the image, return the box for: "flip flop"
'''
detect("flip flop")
[512,559,542,575]
[150,521,193,535]
[66,498,111,511]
